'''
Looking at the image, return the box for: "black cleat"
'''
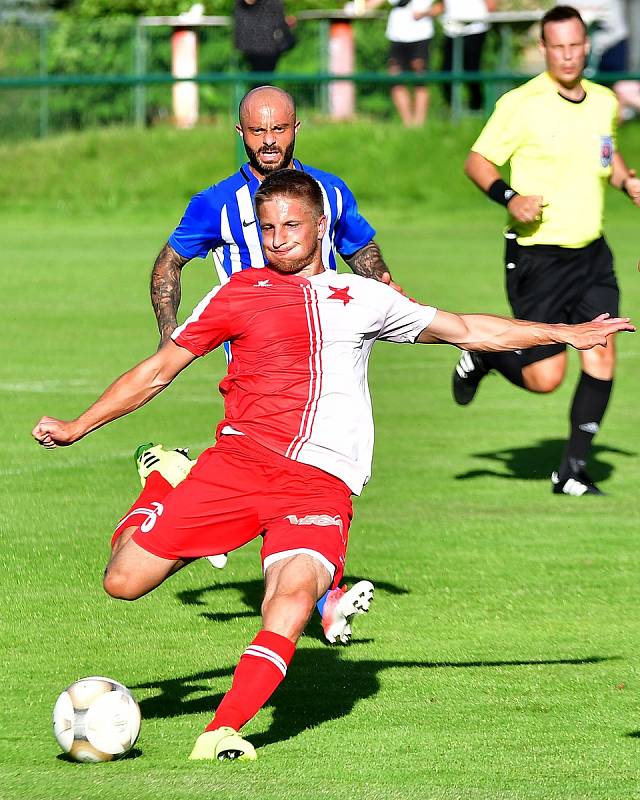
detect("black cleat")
[551,459,604,496]
[452,351,489,406]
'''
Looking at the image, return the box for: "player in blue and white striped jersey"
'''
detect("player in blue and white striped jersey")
[151,85,398,347]
[168,158,375,290]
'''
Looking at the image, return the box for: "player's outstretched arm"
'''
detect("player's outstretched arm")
[31,342,196,449]
[150,242,191,349]
[417,310,635,351]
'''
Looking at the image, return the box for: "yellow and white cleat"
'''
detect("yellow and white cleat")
[134,444,225,568]
[134,442,195,488]
[189,727,257,761]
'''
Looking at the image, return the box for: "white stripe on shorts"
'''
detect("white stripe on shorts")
[262,548,336,580]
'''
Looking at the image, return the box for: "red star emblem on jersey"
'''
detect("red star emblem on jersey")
[327,285,353,306]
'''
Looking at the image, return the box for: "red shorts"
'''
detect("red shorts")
[130,435,353,587]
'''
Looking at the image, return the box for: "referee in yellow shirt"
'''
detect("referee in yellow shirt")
[452,4,640,496]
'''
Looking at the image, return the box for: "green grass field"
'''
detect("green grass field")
[2,122,640,800]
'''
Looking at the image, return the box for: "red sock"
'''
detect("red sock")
[111,471,173,547]
[206,630,296,732]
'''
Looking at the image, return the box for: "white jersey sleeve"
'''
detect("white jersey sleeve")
[377,286,437,343]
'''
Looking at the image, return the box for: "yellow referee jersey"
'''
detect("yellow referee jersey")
[472,72,618,247]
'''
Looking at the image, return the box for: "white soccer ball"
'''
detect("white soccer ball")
[52,676,141,762]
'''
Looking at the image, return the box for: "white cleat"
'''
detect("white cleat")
[322,580,374,644]
[206,554,229,569]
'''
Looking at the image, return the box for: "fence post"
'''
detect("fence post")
[233,78,245,170]
[451,35,464,121]
[172,27,199,128]
[318,19,329,115]
[38,21,49,138]
[133,20,147,128]
[328,18,355,119]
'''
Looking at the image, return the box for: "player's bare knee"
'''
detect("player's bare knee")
[523,352,566,393]
[524,373,562,393]
[103,567,139,601]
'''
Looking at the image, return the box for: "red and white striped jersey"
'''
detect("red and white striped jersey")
[172,267,437,494]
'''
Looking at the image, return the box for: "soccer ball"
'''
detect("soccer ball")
[53,676,141,762]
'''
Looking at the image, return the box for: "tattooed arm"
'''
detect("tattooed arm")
[150,242,191,349]
[343,240,404,293]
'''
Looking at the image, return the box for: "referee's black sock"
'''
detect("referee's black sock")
[481,351,525,388]
[559,371,613,476]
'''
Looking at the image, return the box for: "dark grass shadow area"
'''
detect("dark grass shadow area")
[455,438,635,483]
[131,653,616,747]
[133,668,231,719]
[175,577,409,642]
[56,747,143,763]
[251,653,615,748]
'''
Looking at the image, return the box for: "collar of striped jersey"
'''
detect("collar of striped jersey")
[240,159,306,191]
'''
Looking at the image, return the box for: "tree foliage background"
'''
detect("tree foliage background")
[0,0,553,139]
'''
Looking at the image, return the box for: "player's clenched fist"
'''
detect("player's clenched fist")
[32,416,79,448]
[622,170,640,207]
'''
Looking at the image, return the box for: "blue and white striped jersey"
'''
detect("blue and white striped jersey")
[168,160,376,286]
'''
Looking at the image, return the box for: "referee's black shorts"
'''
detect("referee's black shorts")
[504,234,619,367]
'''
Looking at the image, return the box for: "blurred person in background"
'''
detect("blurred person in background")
[366,0,440,126]
[580,0,640,121]
[234,0,296,76]
[436,0,498,112]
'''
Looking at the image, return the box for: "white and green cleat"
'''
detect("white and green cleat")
[134,442,195,488]
[189,727,257,761]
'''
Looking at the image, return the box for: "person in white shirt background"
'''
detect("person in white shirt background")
[572,0,640,122]
[366,0,441,126]
[437,0,497,112]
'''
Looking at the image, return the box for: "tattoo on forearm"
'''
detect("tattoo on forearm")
[150,243,189,345]
[344,241,391,282]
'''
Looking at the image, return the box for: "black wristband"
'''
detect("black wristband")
[487,179,518,207]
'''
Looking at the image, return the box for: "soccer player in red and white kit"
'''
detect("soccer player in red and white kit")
[32,171,633,761]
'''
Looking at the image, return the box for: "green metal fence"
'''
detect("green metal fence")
[0,14,509,139]
[1,16,638,141]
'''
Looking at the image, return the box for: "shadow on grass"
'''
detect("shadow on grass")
[132,653,615,747]
[455,438,635,483]
[56,747,143,763]
[175,577,409,642]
